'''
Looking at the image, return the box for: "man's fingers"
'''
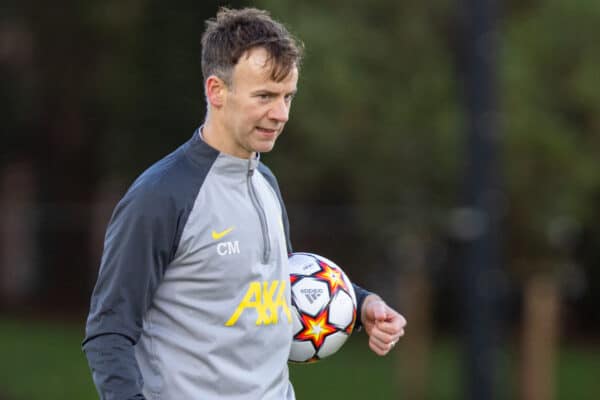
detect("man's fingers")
[375,317,407,335]
[369,335,398,356]
[369,337,388,355]
[369,330,402,348]
[369,330,396,346]
[375,320,401,334]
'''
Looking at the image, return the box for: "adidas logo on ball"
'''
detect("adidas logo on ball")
[301,263,313,271]
[300,288,324,304]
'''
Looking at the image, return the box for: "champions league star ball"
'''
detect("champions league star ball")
[288,252,357,363]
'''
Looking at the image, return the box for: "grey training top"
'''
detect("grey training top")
[83,129,370,399]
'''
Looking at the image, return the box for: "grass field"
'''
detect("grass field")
[0,318,598,399]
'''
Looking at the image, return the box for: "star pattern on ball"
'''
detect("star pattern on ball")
[315,260,350,296]
[296,308,337,349]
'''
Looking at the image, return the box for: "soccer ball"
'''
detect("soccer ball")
[288,252,357,363]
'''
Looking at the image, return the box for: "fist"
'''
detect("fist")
[361,295,406,356]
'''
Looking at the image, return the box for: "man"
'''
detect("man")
[83,7,406,400]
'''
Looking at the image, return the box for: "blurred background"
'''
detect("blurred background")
[1,0,599,399]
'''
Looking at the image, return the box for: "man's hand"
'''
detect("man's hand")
[361,294,407,356]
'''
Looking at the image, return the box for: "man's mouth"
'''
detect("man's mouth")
[256,127,278,135]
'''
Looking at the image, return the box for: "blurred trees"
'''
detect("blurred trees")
[504,0,600,281]
[503,1,600,399]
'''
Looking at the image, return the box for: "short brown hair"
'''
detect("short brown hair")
[201,7,304,86]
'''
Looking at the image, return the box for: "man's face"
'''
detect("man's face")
[221,47,298,158]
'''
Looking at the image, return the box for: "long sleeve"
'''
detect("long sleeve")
[82,173,185,399]
[83,334,147,400]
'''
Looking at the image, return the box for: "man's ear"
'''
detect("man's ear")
[205,75,227,107]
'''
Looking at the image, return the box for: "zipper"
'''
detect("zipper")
[247,168,271,264]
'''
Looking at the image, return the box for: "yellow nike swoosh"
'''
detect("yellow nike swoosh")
[211,227,234,240]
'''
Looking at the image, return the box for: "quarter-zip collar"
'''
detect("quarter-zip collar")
[190,127,260,176]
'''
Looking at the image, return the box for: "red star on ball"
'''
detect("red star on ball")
[296,308,337,349]
[315,260,350,296]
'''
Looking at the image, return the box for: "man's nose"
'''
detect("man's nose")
[268,98,290,123]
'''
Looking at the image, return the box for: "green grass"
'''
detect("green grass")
[0,318,598,399]
[290,337,396,399]
[557,344,600,399]
[291,338,462,399]
[0,318,97,400]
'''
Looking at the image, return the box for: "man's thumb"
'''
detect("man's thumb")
[369,300,387,322]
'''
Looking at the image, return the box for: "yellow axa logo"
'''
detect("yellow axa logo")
[211,227,234,240]
[225,280,292,326]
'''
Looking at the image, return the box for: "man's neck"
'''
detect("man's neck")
[200,119,256,159]
[200,119,223,152]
